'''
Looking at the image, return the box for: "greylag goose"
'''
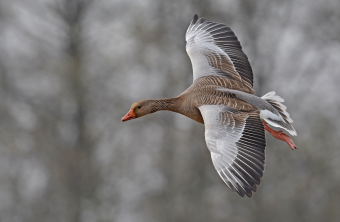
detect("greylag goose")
[122,15,297,197]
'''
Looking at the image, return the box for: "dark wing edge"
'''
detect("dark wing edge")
[212,111,266,197]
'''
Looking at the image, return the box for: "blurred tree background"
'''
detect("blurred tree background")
[0,0,339,221]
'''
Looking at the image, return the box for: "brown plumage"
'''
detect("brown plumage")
[124,76,256,124]
[122,15,297,198]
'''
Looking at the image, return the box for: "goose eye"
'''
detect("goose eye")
[137,106,142,109]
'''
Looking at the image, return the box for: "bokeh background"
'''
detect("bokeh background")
[1,0,340,221]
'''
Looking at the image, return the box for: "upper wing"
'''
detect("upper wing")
[186,14,254,91]
[199,105,266,197]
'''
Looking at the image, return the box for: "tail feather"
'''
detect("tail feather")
[261,91,297,136]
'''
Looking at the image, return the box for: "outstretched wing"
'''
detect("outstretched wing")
[186,14,254,91]
[199,105,266,197]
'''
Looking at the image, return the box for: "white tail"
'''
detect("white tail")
[261,91,297,136]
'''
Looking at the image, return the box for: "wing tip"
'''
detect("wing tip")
[192,14,199,25]
[189,14,205,26]
[236,184,254,198]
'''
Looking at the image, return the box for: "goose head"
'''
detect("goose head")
[121,100,154,122]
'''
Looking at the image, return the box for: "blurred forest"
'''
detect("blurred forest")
[0,0,340,221]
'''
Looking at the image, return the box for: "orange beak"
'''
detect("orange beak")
[121,110,136,122]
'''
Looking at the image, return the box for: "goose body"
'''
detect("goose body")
[122,15,297,197]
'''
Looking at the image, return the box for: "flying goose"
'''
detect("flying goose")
[122,15,297,197]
